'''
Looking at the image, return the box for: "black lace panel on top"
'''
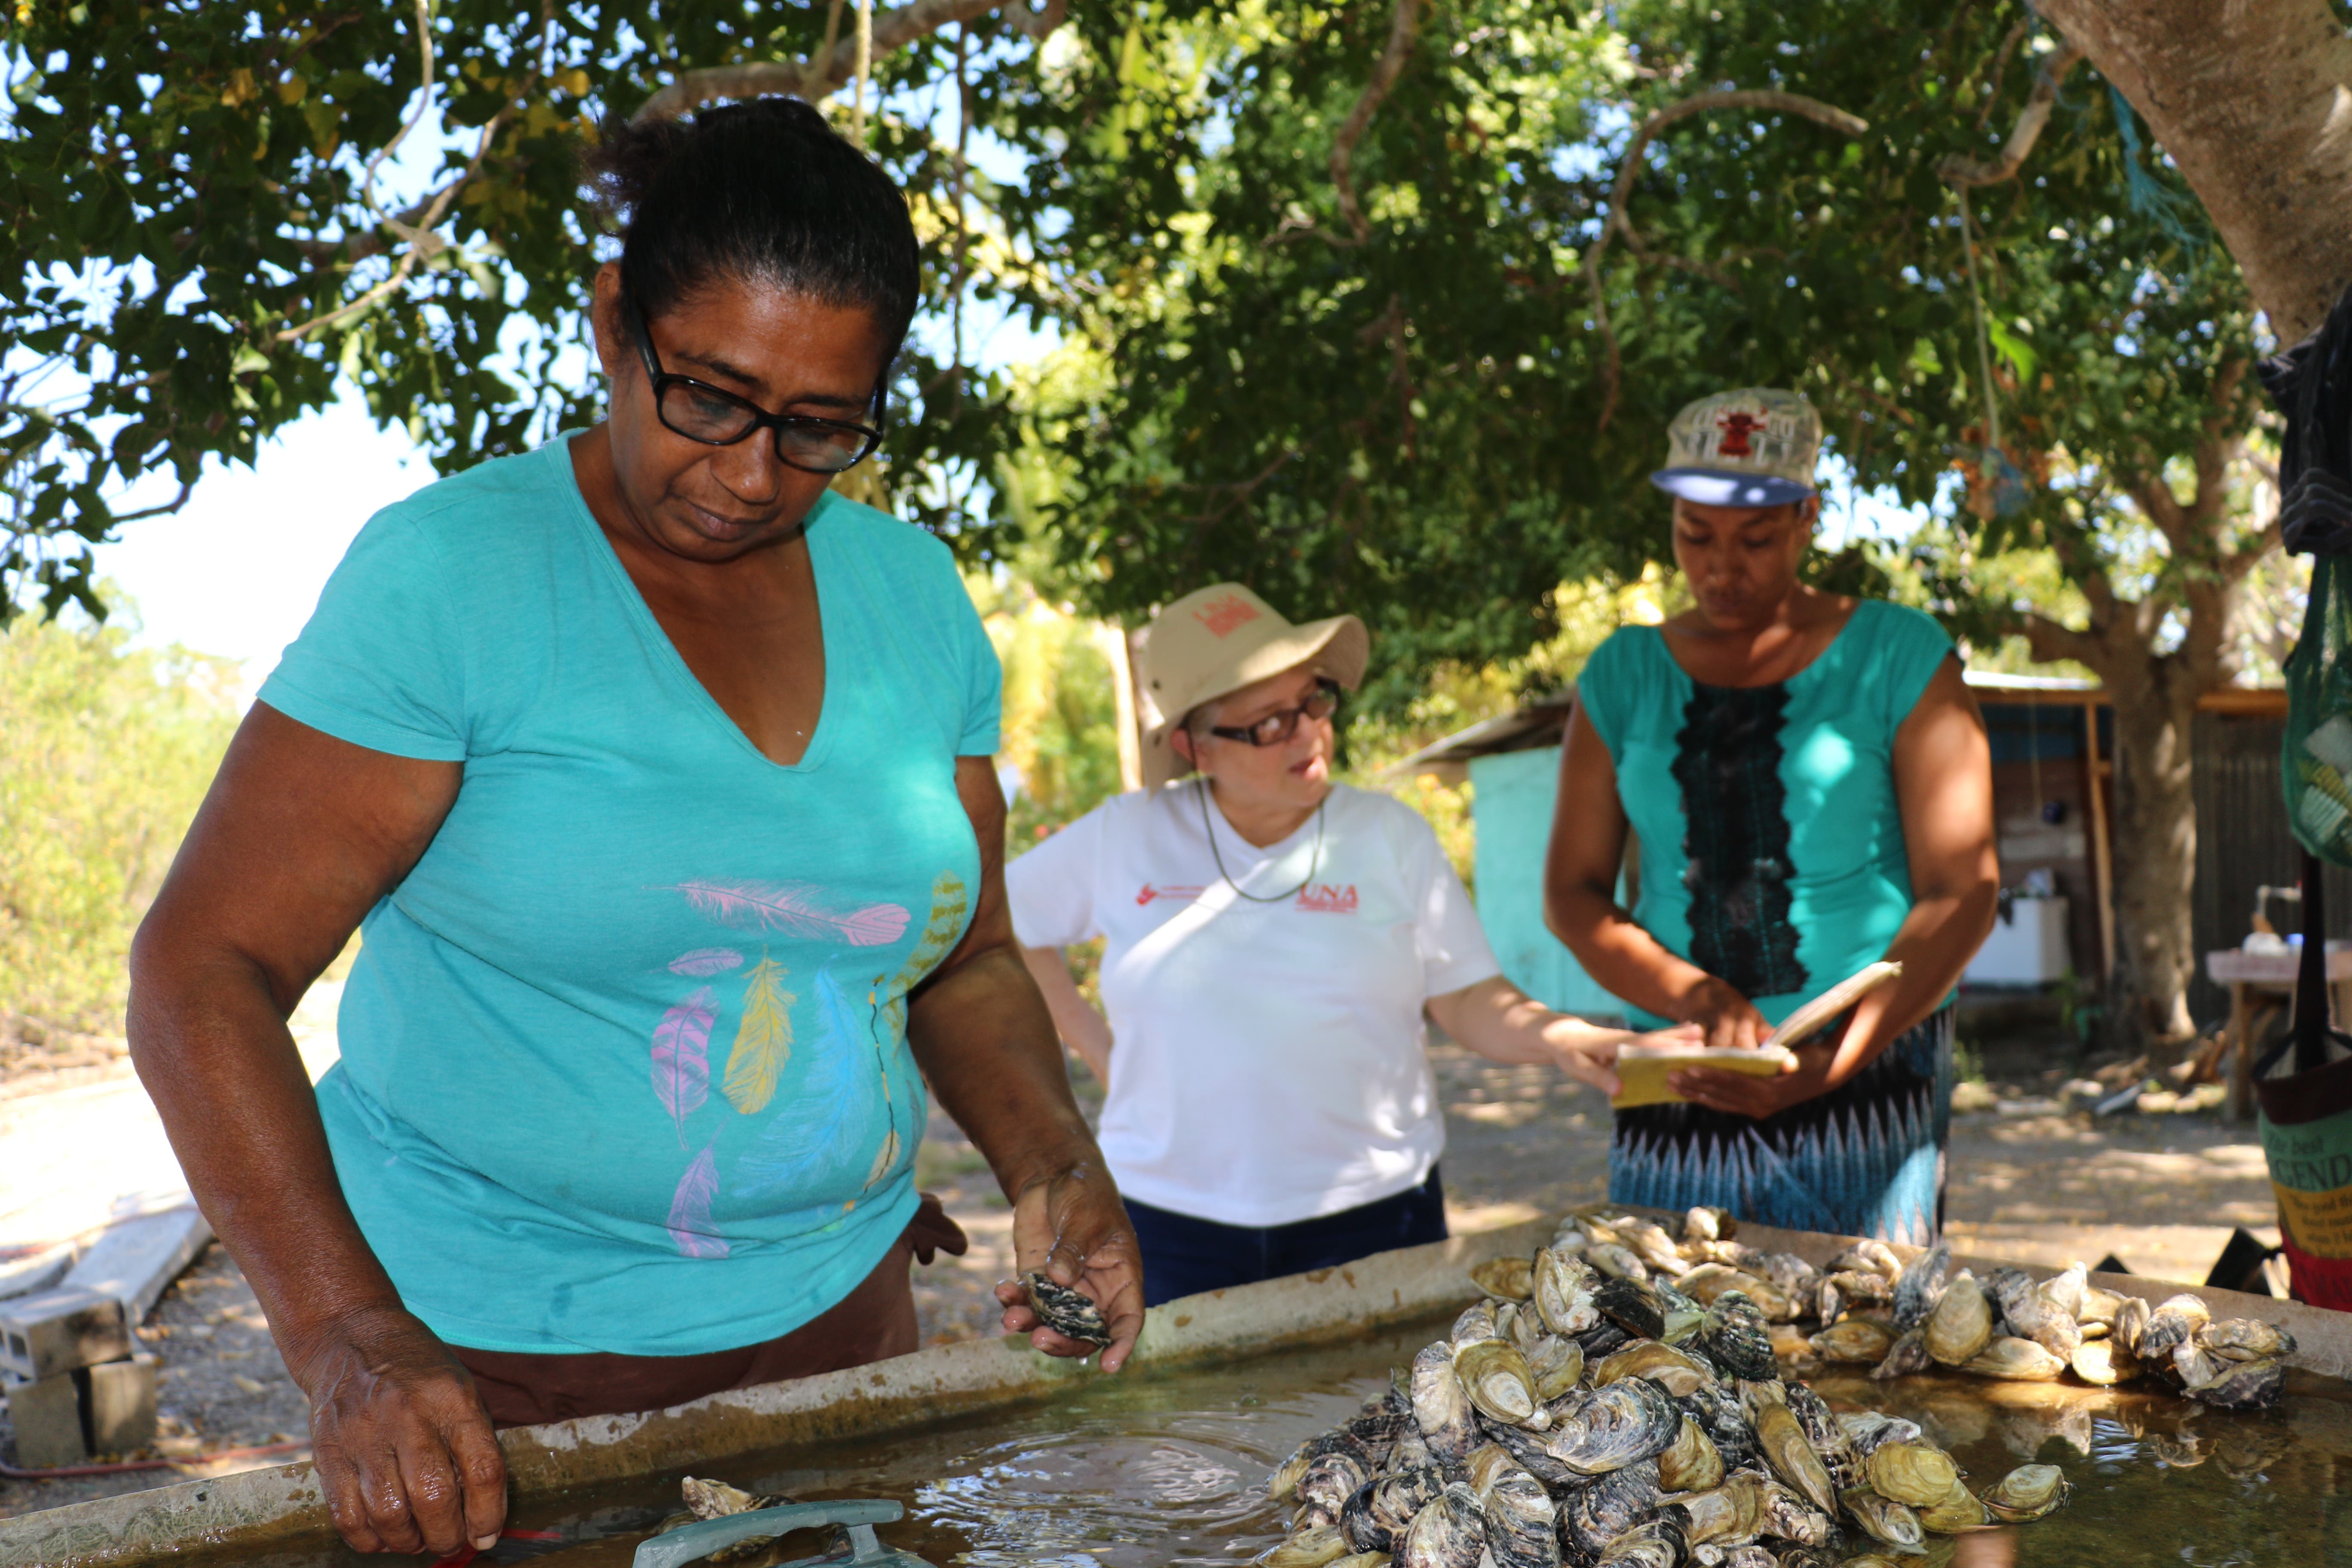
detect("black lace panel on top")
[1671,681,1810,1001]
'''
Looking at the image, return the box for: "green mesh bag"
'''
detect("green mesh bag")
[2287,554,2352,865]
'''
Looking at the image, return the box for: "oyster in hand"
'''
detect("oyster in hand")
[1020,1271,1111,1345]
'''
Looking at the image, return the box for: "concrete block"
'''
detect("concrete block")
[0,1241,77,1304]
[83,1354,158,1455]
[65,1206,212,1326]
[5,1371,87,1469]
[0,1286,131,1382]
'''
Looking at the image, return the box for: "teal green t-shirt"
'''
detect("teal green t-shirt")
[258,437,1000,1356]
[1576,600,1954,1029]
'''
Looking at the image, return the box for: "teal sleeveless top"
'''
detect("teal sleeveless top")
[1576,600,1954,1029]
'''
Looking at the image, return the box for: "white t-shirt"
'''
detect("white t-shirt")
[1005,781,1502,1228]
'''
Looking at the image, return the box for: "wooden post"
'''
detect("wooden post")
[2084,701,2119,980]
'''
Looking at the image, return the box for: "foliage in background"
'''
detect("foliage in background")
[0,600,236,1040]
[0,0,1068,618]
[971,571,1124,844]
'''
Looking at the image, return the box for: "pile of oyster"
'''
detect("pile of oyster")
[1256,1207,2294,1568]
[1534,1206,2291,1411]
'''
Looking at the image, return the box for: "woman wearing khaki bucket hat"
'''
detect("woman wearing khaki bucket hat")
[1005,584,1698,1304]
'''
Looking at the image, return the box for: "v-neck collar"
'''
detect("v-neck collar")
[558,437,840,775]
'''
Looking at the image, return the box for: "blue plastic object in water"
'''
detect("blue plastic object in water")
[631,1498,931,1568]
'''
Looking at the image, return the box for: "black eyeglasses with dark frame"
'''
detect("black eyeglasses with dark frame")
[1205,678,1343,747]
[621,294,887,476]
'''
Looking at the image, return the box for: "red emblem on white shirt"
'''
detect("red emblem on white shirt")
[1295,883,1359,913]
[1136,883,1206,905]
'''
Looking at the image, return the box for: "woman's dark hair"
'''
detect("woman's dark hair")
[585,97,920,364]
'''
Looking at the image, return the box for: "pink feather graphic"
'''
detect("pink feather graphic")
[671,880,910,947]
[666,1143,729,1259]
[668,948,744,977]
[651,986,716,1145]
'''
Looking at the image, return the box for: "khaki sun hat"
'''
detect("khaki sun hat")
[1137,583,1369,772]
[1650,387,1823,507]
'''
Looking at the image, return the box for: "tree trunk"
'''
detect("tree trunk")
[2101,661,2206,1060]
[2036,0,2352,342]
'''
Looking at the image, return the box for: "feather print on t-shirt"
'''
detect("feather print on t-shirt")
[650,985,716,1146]
[860,870,969,1191]
[721,952,794,1115]
[665,1140,729,1259]
[733,961,875,1208]
[668,947,745,977]
[671,879,911,947]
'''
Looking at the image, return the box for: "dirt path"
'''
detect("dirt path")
[0,1036,2285,1522]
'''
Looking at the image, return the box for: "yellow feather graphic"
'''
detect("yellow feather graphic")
[722,953,794,1115]
[864,1127,901,1190]
[881,871,971,1042]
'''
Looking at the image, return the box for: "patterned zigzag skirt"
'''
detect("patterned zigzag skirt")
[1608,1008,1954,1246]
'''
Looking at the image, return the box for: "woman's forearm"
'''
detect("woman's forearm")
[1017,944,1113,1087]
[1549,883,1720,1022]
[127,939,406,1366]
[910,944,1104,1197]
[1827,884,2000,1079]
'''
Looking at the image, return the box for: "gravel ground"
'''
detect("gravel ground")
[0,1029,2280,1523]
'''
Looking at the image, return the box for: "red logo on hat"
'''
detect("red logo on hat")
[1193,594,1262,638]
[1716,411,1764,457]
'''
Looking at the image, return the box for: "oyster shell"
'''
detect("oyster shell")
[1838,1486,1925,1551]
[2186,1355,2284,1409]
[1298,1452,1371,1518]
[1890,1241,1951,1332]
[1924,1274,1994,1366]
[1657,1413,1726,1494]
[1837,1410,1923,1458]
[2171,1340,2224,1390]
[1663,1472,1762,1545]
[1684,1205,1734,1243]
[1868,1326,1932,1382]
[1676,1381,1761,1476]
[1558,1457,1663,1559]
[1589,1242,1653,1282]
[1259,1524,1353,1568]
[1981,1463,2071,1523]
[2070,1337,2140,1386]
[1987,1267,2080,1360]
[1020,1272,1111,1345]
[1807,1317,1895,1364]
[1272,1432,1374,1501]
[1481,1416,1581,1489]
[1595,1339,1716,1398]
[2138,1293,2211,1360]
[2040,1262,2088,1320]
[1533,1249,1603,1336]
[1699,1291,1777,1381]
[1396,1483,1489,1568]
[1340,1464,1447,1553]
[1452,1301,1502,1347]
[1455,1339,1541,1426]
[2198,1317,2296,1361]
[1621,1219,1692,1278]
[1865,1441,1960,1507]
[1783,1381,1861,1492]
[2111,1295,2151,1356]
[1542,1374,1684,1475]
[1472,1255,1535,1302]
[1410,1341,1479,1464]
[1757,1250,1821,1296]
[1594,1276,1670,1341]
[2076,1283,2124,1327]
[1755,1479,1838,1547]
[1960,1336,2068,1382]
[1674,1262,1760,1307]
[1578,1320,1633,1360]
[1479,1470,1559,1568]
[1917,1476,1991,1534]
[1593,1517,1688,1568]
[1525,1333,1586,1403]
[1390,1423,1433,1472]
[1826,1240,1904,1279]
[1755,1401,1839,1514]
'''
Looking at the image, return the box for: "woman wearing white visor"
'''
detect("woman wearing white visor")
[1006,585,1697,1304]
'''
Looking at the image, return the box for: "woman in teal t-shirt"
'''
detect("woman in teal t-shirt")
[1545,389,1999,1246]
[127,100,1137,1559]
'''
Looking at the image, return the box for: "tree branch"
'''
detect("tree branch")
[1329,0,1426,244]
[1582,89,1869,428]
[2021,608,2109,674]
[1939,41,2083,186]
[633,0,1065,122]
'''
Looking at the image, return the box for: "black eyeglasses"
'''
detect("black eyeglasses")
[622,295,886,475]
[1207,679,1343,747]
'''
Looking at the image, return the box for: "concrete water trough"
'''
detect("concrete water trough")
[4,1213,2349,1567]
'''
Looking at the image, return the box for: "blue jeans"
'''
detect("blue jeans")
[1125,1167,1450,1307]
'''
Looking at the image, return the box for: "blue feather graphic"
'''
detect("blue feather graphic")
[732,961,882,1205]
